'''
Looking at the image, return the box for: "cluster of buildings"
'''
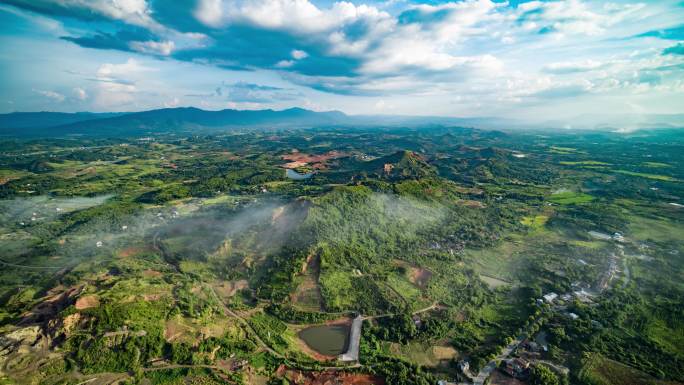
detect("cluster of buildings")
[501,357,530,379]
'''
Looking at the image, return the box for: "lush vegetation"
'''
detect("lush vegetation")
[0,126,682,384]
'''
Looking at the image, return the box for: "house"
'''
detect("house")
[502,358,530,378]
[457,359,469,373]
[543,293,558,303]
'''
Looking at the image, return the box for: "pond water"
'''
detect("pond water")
[299,324,349,356]
[286,168,314,180]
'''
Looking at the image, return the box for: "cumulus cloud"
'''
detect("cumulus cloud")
[3,0,684,117]
[73,87,87,100]
[291,49,308,60]
[93,58,152,108]
[193,0,389,33]
[4,0,162,30]
[33,89,65,102]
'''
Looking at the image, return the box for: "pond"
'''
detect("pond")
[286,168,314,180]
[299,324,349,356]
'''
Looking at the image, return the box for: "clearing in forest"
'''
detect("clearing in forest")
[291,254,323,312]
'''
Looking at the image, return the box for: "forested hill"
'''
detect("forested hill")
[0,107,348,137]
[0,111,123,130]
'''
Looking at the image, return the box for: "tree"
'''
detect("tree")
[530,364,560,385]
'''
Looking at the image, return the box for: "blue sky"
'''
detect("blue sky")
[0,0,683,124]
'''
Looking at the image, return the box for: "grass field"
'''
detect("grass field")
[464,239,524,281]
[382,341,457,367]
[549,191,594,205]
[579,353,678,385]
[613,170,677,182]
[520,215,549,229]
[549,146,580,154]
[646,318,684,357]
[480,275,511,289]
[385,273,432,311]
[560,160,610,166]
[642,162,672,168]
[628,215,684,244]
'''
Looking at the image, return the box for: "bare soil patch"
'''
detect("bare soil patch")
[143,269,162,278]
[164,318,190,342]
[277,366,385,385]
[62,313,84,336]
[459,199,486,208]
[142,293,163,301]
[432,345,458,360]
[282,151,346,164]
[74,295,100,310]
[408,266,433,289]
[118,246,152,258]
[214,279,249,299]
[488,370,527,385]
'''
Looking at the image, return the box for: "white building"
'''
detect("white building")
[543,293,558,303]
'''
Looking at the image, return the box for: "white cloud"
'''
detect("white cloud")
[514,0,646,37]
[163,97,180,108]
[291,49,308,60]
[73,87,88,100]
[543,60,605,74]
[94,58,152,108]
[4,0,684,120]
[129,40,175,56]
[33,89,65,102]
[194,0,224,27]
[19,0,164,31]
[275,60,295,68]
[194,0,390,33]
[96,58,150,80]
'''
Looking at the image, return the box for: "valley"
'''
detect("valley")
[0,125,682,385]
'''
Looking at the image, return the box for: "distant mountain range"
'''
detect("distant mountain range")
[0,107,350,137]
[1,107,682,137]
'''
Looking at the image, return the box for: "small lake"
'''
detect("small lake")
[299,324,349,356]
[286,169,314,180]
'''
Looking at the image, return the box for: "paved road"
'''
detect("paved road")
[468,337,524,385]
[465,243,628,384]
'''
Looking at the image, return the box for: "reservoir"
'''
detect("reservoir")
[298,324,349,356]
[286,169,314,180]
